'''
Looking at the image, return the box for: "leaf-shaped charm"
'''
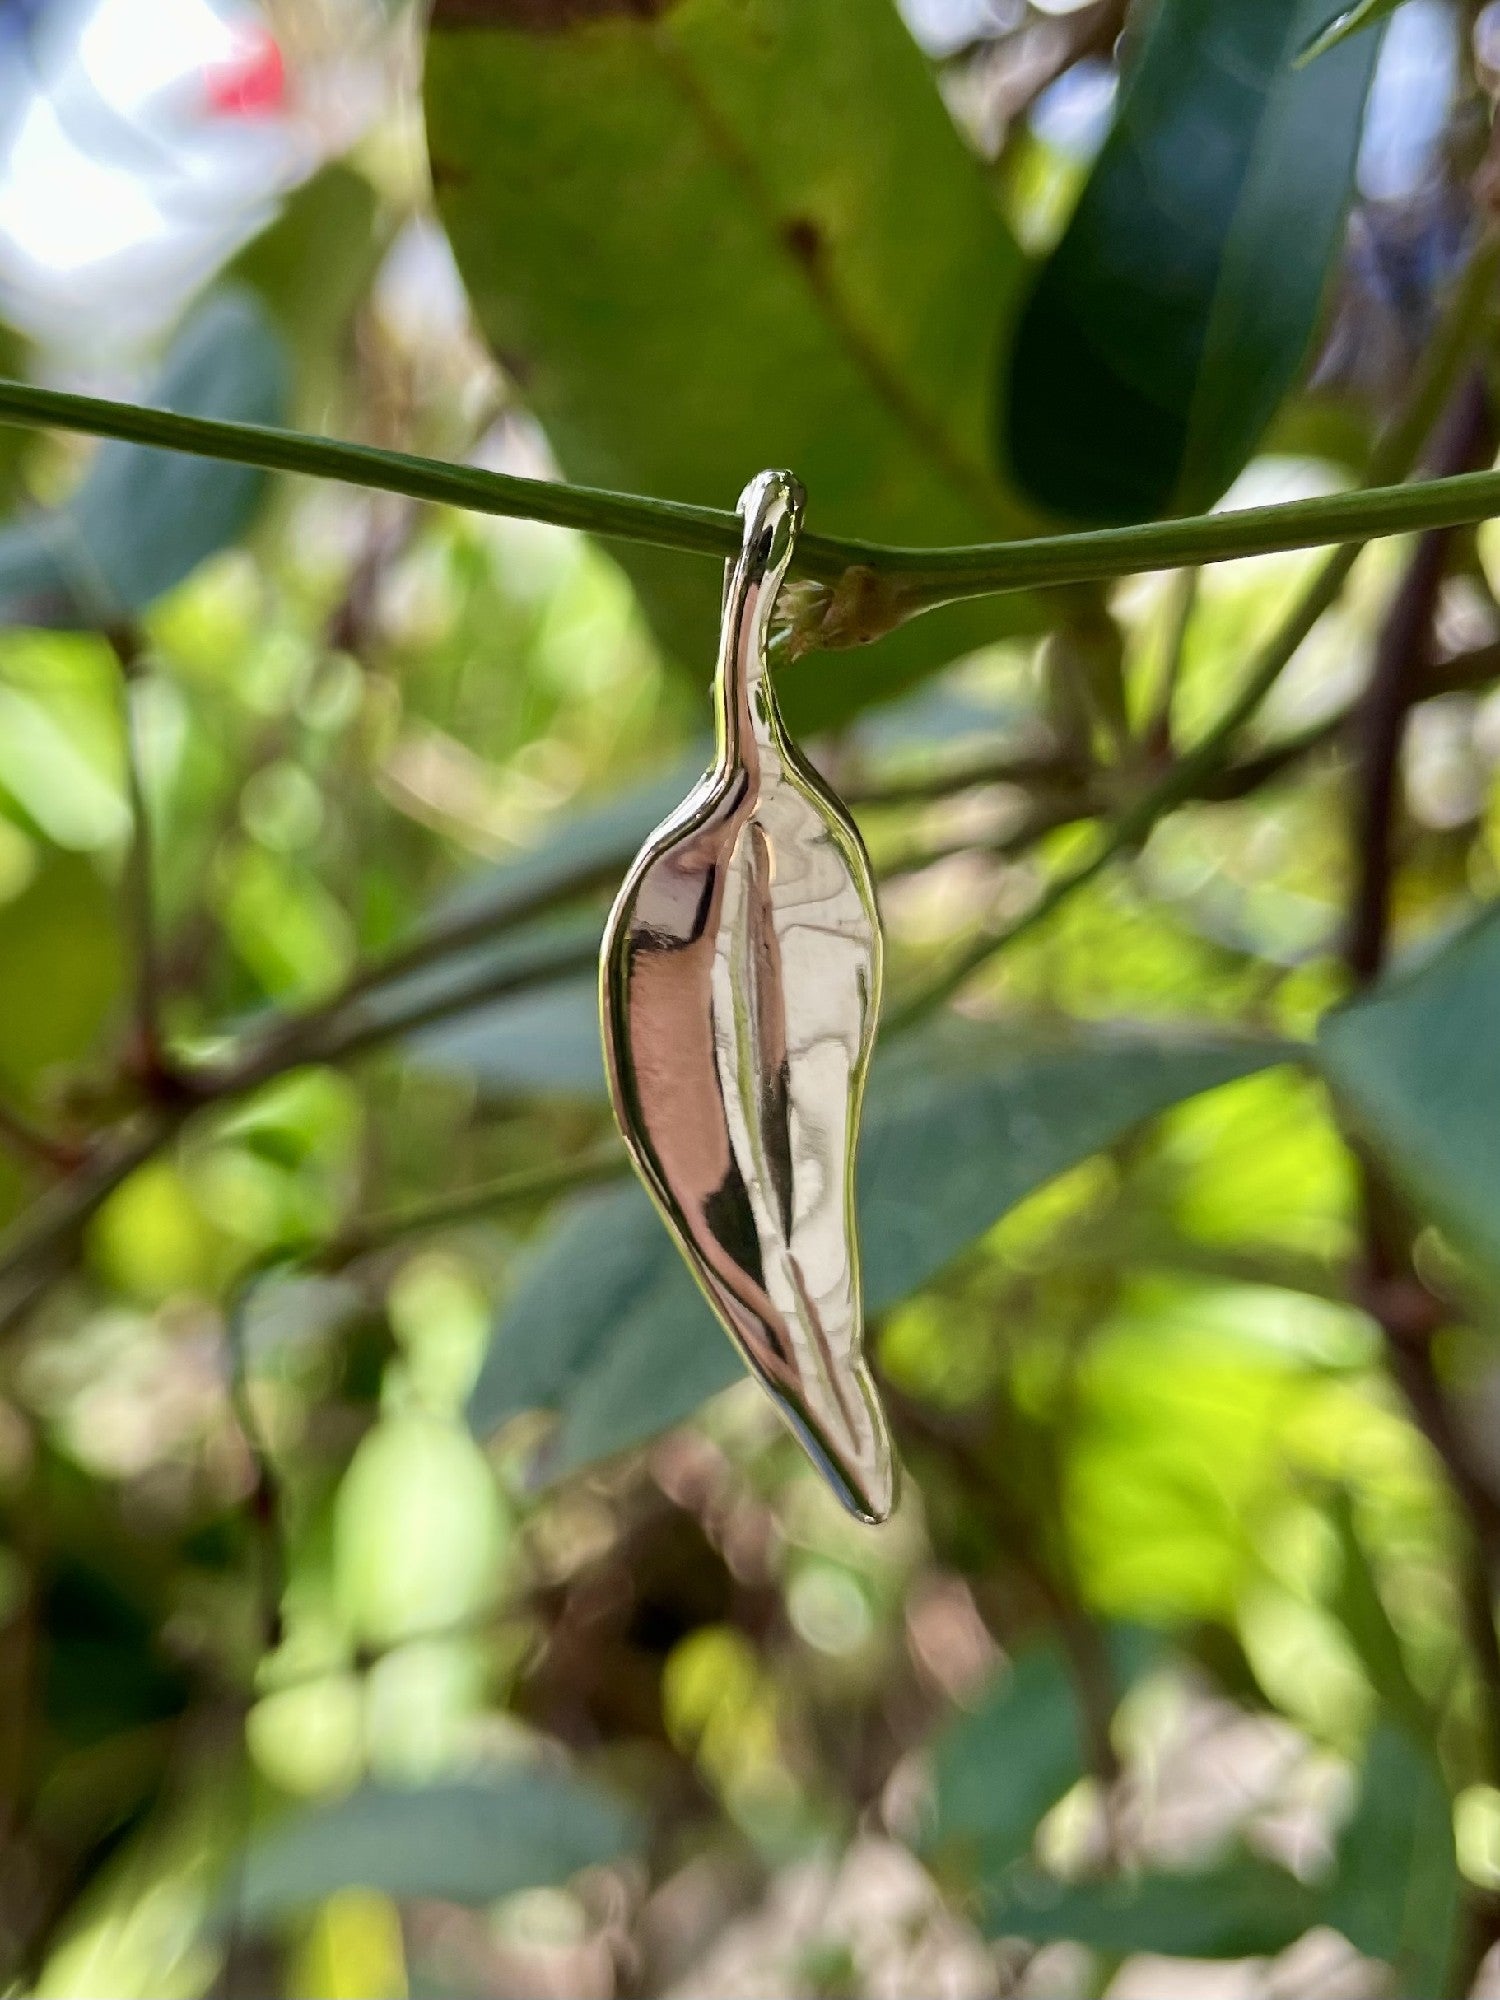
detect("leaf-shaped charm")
[600,471,894,1522]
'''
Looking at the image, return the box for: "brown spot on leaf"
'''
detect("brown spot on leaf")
[782,216,824,268]
[426,155,471,193]
[495,347,535,391]
[431,0,677,27]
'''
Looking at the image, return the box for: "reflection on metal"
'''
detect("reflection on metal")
[601,469,894,1523]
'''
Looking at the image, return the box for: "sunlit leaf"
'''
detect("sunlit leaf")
[1006,0,1382,522]
[424,0,1038,730]
[0,851,123,1094]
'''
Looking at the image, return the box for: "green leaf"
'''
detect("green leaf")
[1316,905,1500,1273]
[1005,0,1382,524]
[356,908,600,1060]
[411,970,604,1097]
[0,851,124,1095]
[1299,0,1404,64]
[229,164,389,420]
[404,764,697,1097]
[985,1854,1318,1956]
[1324,1490,1429,1735]
[470,1022,1289,1473]
[234,1772,639,1921]
[0,289,289,629]
[924,1627,1156,1886]
[1325,1721,1459,1997]
[423,0,1035,731]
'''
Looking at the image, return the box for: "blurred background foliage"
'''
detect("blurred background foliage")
[3,0,1500,1994]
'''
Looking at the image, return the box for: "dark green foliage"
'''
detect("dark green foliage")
[1007,0,1381,522]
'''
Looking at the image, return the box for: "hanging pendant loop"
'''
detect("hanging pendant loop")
[714,469,803,769]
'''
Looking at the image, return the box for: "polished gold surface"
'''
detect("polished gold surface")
[600,470,894,1523]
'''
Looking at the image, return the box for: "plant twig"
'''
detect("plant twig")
[317,1141,628,1269]
[9,349,1500,619]
[844,741,1086,807]
[0,1100,80,1176]
[0,1120,165,1333]
[215,1274,290,2000]
[106,625,166,1077]
[224,1279,288,1659]
[1143,566,1198,757]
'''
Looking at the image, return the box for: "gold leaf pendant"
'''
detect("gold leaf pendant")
[600,471,895,1523]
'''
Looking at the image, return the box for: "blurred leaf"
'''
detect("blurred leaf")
[471,1023,1289,1473]
[1006,0,1381,522]
[404,765,699,1095]
[1325,1721,1459,1996]
[1317,906,1500,1274]
[0,289,288,628]
[472,1180,729,1467]
[362,907,600,1068]
[424,0,1037,731]
[410,969,603,1096]
[333,1415,511,1647]
[229,165,388,419]
[1325,1489,1429,1735]
[857,1023,1290,1310]
[984,1853,1317,1955]
[924,1626,1156,1885]
[1300,0,1402,63]
[234,1773,639,1920]
[0,851,123,1093]
[290,1890,408,2000]
[1067,1284,1374,1628]
[0,674,129,851]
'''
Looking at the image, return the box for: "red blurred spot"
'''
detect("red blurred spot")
[204,26,286,119]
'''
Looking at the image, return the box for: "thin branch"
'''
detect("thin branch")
[217,926,602,1098]
[7,330,1500,620]
[216,1276,290,2000]
[844,741,1086,807]
[224,1280,288,1658]
[0,1100,81,1176]
[0,1120,166,1334]
[1143,566,1198,757]
[106,625,165,1075]
[317,1141,628,1269]
[0,379,750,563]
[886,542,1365,1026]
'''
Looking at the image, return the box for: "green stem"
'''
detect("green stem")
[2,339,1500,608]
[319,1142,629,1269]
